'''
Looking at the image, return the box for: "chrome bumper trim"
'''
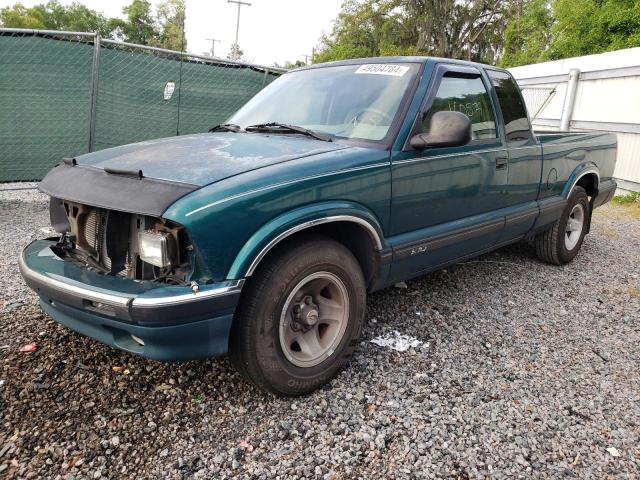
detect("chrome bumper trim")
[131,280,244,307]
[19,250,244,309]
[19,253,131,307]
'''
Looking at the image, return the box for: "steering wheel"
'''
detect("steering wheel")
[347,108,393,127]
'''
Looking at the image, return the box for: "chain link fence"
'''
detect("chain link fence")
[519,86,557,120]
[0,29,283,182]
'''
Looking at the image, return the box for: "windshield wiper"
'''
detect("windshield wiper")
[209,123,243,133]
[245,122,332,142]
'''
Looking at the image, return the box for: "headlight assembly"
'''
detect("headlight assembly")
[138,230,176,268]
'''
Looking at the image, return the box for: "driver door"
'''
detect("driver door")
[389,64,509,280]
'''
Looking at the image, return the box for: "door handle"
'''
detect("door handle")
[495,157,508,170]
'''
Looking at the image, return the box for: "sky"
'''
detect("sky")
[0,0,344,66]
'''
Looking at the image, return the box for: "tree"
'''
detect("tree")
[0,1,121,37]
[549,0,640,59]
[317,0,640,68]
[120,0,187,49]
[314,0,514,65]
[121,0,158,45]
[227,43,244,61]
[501,0,640,66]
[0,3,45,28]
[1,0,188,50]
[314,0,404,63]
[272,59,308,69]
[285,60,308,69]
[501,0,553,66]
[408,0,509,60]
[155,0,186,51]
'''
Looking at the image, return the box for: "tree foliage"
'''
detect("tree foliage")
[0,1,120,36]
[549,0,640,59]
[502,0,640,66]
[314,0,512,65]
[155,0,186,51]
[501,0,553,66]
[315,0,640,67]
[0,0,187,51]
[273,59,307,70]
[227,44,244,61]
[121,0,157,45]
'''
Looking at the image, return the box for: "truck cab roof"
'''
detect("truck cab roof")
[292,56,508,74]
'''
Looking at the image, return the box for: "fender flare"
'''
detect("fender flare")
[226,202,387,279]
[562,164,601,235]
[563,164,600,198]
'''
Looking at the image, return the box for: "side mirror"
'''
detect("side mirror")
[410,111,472,149]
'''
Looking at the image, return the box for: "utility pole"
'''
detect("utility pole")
[228,0,251,60]
[206,37,221,57]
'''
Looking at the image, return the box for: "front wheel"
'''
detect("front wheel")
[229,235,366,396]
[535,185,590,265]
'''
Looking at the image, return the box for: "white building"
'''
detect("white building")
[508,47,640,193]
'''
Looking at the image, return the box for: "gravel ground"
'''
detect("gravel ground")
[1,186,639,479]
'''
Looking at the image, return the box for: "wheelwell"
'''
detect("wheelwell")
[254,221,380,289]
[576,173,598,197]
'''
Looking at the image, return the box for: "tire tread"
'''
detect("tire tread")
[535,186,588,265]
[229,234,365,396]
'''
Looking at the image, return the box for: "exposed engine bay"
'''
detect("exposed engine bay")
[49,198,193,284]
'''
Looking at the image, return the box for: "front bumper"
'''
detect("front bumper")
[19,240,243,361]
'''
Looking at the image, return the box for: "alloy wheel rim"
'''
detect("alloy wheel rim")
[279,271,349,368]
[565,203,585,250]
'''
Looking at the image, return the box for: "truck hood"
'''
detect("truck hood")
[39,132,350,217]
[73,132,349,187]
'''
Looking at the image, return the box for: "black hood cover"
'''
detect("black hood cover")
[39,162,197,217]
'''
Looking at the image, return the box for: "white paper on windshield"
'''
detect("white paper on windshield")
[355,64,410,77]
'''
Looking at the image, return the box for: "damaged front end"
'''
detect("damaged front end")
[19,162,243,361]
[49,198,194,285]
[36,160,206,285]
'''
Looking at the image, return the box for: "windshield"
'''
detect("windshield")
[227,63,420,142]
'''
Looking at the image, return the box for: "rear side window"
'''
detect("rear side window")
[422,74,497,141]
[487,70,533,144]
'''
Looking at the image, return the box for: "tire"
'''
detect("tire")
[535,186,590,265]
[229,235,366,396]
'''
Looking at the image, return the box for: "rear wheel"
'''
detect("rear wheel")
[535,186,590,265]
[229,236,366,396]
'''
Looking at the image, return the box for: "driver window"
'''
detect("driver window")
[422,74,497,140]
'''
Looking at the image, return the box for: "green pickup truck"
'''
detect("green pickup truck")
[20,57,617,395]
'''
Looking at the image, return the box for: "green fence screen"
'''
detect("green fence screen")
[0,31,281,182]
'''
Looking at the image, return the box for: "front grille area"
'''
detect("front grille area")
[84,209,101,251]
[83,209,111,270]
[52,199,192,284]
[61,201,126,274]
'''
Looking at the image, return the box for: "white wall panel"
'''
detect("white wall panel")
[509,48,640,190]
[615,133,640,184]
[573,78,640,124]
[509,47,640,80]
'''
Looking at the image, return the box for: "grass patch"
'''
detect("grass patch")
[611,192,640,205]
[627,287,640,299]
[606,193,640,221]
[612,192,640,205]
[596,225,619,238]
